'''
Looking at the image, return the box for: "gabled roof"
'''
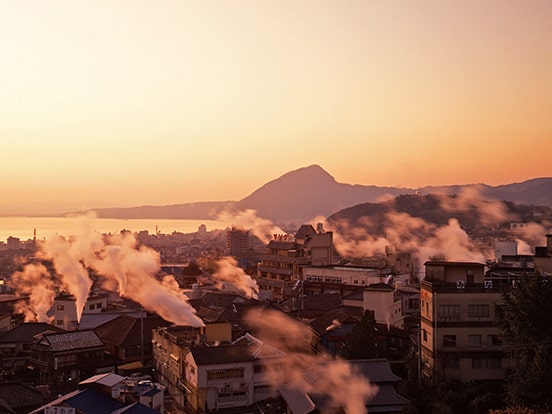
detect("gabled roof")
[94,314,169,347]
[61,388,124,414]
[0,322,64,343]
[39,329,104,352]
[189,344,255,365]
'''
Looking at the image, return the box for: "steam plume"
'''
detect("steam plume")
[210,256,259,299]
[217,209,284,244]
[245,308,377,414]
[9,263,56,322]
[10,220,204,327]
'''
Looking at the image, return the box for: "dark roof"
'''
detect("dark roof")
[349,359,402,383]
[113,402,162,414]
[0,383,45,411]
[190,344,255,365]
[366,283,394,291]
[0,322,64,343]
[278,293,342,314]
[295,225,316,240]
[309,309,361,336]
[94,314,170,346]
[65,388,124,414]
[40,329,105,352]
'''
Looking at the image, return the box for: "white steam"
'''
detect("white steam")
[245,308,377,414]
[210,256,259,299]
[217,209,284,244]
[10,220,204,327]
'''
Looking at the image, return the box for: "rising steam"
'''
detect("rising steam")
[10,218,204,327]
[217,209,284,244]
[210,256,259,299]
[245,308,377,414]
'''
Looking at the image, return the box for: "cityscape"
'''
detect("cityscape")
[2,1,552,414]
[1,167,552,413]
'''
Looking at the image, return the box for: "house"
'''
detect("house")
[343,283,404,328]
[29,329,107,395]
[0,383,45,414]
[93,314,170,367]
[28,373,164,414]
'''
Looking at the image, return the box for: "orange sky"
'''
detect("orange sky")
[1,1,551,214]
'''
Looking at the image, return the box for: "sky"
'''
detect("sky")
[1,1,551,214]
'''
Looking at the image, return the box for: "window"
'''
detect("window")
[57,305,65,311]
[89,304,95,310]
[439,305,460,320]
[443,358,459,369]
[488,334,503,346]
[472,358,502,369]
[443,335,456,347]
[468,305,490,318]
[423,330,428,342]
[56,320,63,325]
[468,335,482,347]
[467,269,475,284]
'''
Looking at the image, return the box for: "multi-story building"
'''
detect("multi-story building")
[343,283,404,329]
[256,224,334,301]
[420,261,512,385]
[183,335,285,413]
[226,227,250,257]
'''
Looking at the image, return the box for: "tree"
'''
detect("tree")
[495,273,552,411]
[341,311,382,359]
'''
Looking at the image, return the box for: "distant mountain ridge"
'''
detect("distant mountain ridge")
[81,165,552,224]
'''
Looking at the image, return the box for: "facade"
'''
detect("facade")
[257,225,334,301]
[53,294,108,331]
[226,227,250,257]
[420,261,511,385]
[534,234,552,274]
[183,337,284,413]
[343,283,404,329]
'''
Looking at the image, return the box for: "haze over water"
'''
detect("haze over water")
[0,217,227,243]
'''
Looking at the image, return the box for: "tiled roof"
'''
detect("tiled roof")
[190,344,255,365]
[0,322,64,343]
[0,383,44,411]
[42,329,105,352]
[279,384,315,414]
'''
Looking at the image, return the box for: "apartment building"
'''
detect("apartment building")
[420,261,511,385]
[256,224,334,301]
[534,234,552,274]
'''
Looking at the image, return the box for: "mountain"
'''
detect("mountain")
[80,165,552,224]
[326,193,552,239]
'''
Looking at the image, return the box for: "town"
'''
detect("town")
[0,216,551,414]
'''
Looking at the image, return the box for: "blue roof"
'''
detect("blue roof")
[66,388,124,414]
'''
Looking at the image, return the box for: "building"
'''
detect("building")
[183,336,285,413]
[29,329,107,395]
[257,225,334,301]
[534,234,552,275]
[420,261,512,385]
[226,227,250,257]
[52,294,109,331]
[343,283,404,329]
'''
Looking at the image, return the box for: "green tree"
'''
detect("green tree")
[495,273,552,411]
[341,311,382,359]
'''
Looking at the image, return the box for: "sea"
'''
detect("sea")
[0,216,229,243]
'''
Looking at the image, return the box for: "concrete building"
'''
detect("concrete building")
[420,261,511,385]
[343,283,404,329]
[53,294,108,331]
[256,225,334,301]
